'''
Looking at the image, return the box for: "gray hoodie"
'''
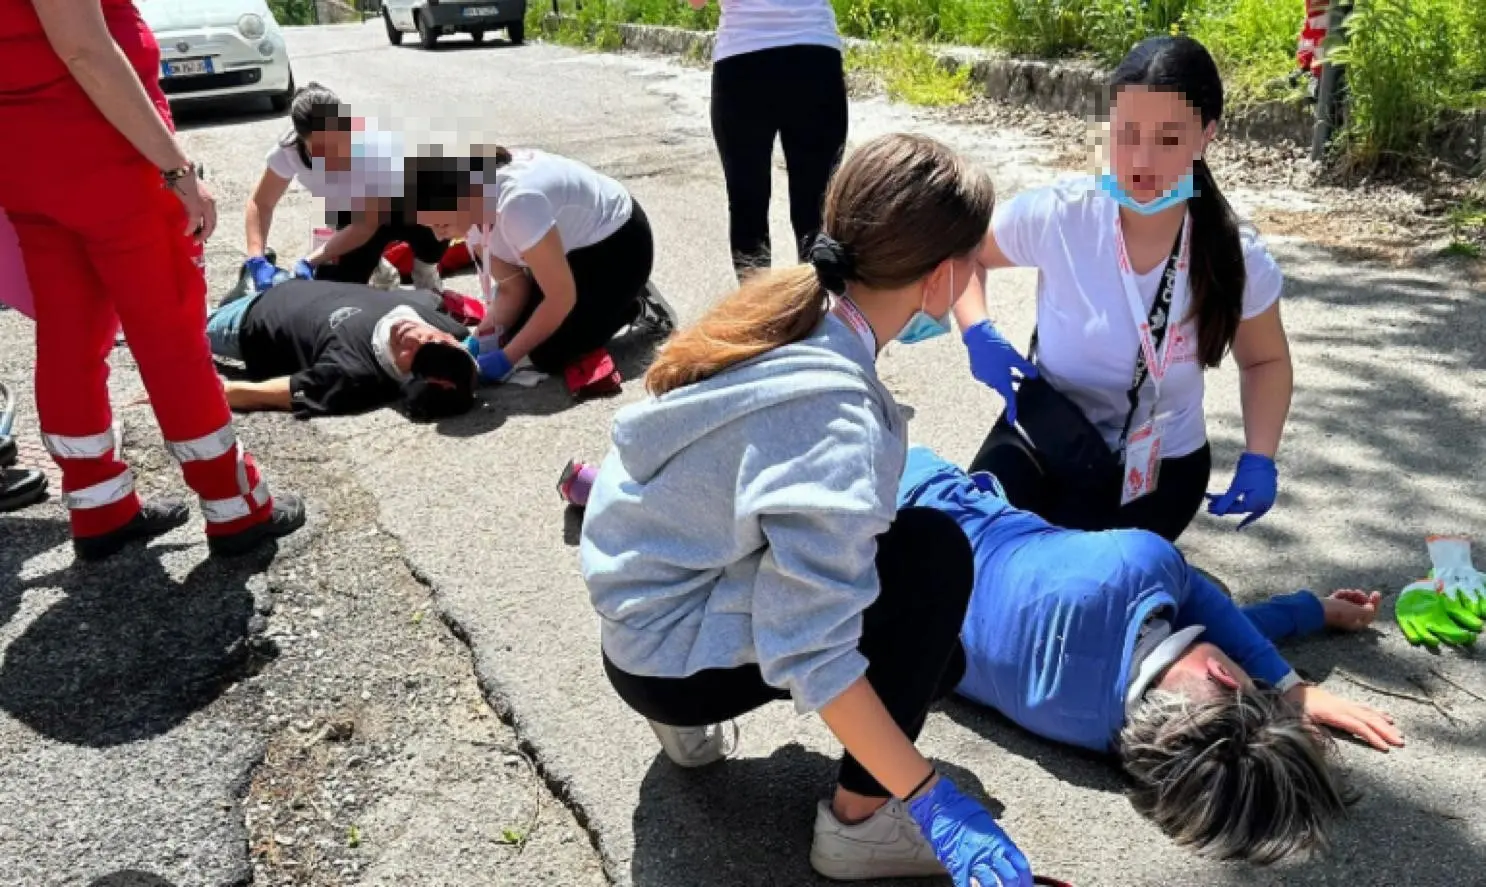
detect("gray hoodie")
[580,313,907,713]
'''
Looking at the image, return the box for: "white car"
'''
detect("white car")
[382,0,528,49]
[140,0,295,110]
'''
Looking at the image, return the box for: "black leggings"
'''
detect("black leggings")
[969,418,1212,542]
[510,201,655,374]
[317,205,448,286]
[604,507,972,799]
[711,44,848,278]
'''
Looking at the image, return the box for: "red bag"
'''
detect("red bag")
[564,348,622,400]
[439,288,485,326]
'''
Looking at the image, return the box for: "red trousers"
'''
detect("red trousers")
[0,64,274,539]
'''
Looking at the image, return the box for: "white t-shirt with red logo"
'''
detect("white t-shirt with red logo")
[991,175,1284,459]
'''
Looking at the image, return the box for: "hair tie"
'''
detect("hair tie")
[807,233,854,294]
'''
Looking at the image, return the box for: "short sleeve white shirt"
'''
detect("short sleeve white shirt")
[467,150,633,268]
[713,0,841,62]
[992,175,1284,458]
[264,127,405,214]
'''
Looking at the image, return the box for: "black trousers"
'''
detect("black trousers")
[604,506,972,798]
[969,418,1213,542]
[511,201,655,374]
[316,205,448,286]
[711,44,848,278]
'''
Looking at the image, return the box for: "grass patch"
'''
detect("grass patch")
[1443,239,1483,258]
[847,39,974,106]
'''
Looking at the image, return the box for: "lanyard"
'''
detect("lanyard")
[832,296,877,355]
[1113,212,1189,446]
[468,224,495,304]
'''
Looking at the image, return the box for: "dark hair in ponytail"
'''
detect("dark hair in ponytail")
[1110,36,1245,368]
[403,146,515,214]
[279,82,349,167]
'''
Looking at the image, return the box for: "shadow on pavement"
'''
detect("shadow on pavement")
[630,741,1000,887]
[434,325,663,439]
[173,96,285,132]
[0,517,277,748]
[939,698,1125,796]
[87,872,177,887]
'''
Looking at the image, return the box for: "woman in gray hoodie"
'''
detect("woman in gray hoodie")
[580,134,1034,887]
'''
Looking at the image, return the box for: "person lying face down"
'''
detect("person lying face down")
[897,447,1403,864]
[206,279,477,421]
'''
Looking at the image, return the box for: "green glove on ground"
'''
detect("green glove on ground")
[1426,536,1486,618]
[1396,580,1483,648]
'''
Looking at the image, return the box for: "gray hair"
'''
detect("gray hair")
[1118,687,1347,864]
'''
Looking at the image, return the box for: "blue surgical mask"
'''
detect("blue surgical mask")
[1098,172,1195,216]
[896,264,954,344]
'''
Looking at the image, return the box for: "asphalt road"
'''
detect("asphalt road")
[3,20,1484,887]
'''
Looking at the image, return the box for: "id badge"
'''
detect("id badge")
[310,225,334,253]
[1121,421,1163,506]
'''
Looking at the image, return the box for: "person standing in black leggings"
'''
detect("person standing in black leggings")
[581,135,1034,887]
[692,0,848,278]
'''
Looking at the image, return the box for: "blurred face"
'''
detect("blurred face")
[389,319,461,376]
[304,126,354,172]
[417,193,482,241]
[1109,86,1216,203]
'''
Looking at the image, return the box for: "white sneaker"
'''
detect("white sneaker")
[412,259,443,293]
[647,720,736,769]
[369,257,401,291]
[809,798,945,881]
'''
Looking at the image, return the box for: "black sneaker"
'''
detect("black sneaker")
[635,282,677,334]
[207,492,306,558]
[73,497,191,562]
[0,468,47,514]
[0,436,15,469]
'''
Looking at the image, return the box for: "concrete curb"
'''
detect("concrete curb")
[539,16,1483,167]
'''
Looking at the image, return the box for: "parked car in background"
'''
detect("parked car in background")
[139,0,295,111]
[382,0,527,49]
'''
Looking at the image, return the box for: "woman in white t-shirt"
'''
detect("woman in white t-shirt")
[953,36,1294,542]
[404,147,672,381]
[689,0,847,279]
[242,83,448,293]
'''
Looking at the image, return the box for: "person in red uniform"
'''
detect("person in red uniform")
[0,0,306,561]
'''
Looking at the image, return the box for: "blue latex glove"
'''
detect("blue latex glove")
[963,321,1038,424]
[908,778,1033,887]
[1206,452,1278,530]
[476,348,514,384]
[463,335,481,357]
[245,256,278,291]
[292,258,315,280]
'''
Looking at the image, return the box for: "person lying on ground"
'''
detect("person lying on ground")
[581,134,1034,887]
[404,146,674,385]
[898,446,1403,864]
[243,83,447,292]
[206,279,476,420]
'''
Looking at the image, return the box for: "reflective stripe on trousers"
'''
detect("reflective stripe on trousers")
[164,424,237,464]
[62,467,136,511]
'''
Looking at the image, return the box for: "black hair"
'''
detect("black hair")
[402,341,476,422]
[279,82,350,167]
[403,146,515,216]
[1110,35,1245,368]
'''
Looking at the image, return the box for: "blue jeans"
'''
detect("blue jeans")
[206,290,261,361]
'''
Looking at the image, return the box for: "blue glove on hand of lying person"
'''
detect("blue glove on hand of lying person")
[908,777,1034,887]
[1206,452,1278,530]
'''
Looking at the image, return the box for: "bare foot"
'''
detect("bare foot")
[1322,589,1382,631]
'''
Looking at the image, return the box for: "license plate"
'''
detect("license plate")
[162,57,213,77]
[464,5,498,15]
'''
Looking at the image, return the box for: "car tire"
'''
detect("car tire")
[470,29,485,43]
[384,8,403,45]
[270,70,294,112]
[508,20,525,44]
[416,11,439,48]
